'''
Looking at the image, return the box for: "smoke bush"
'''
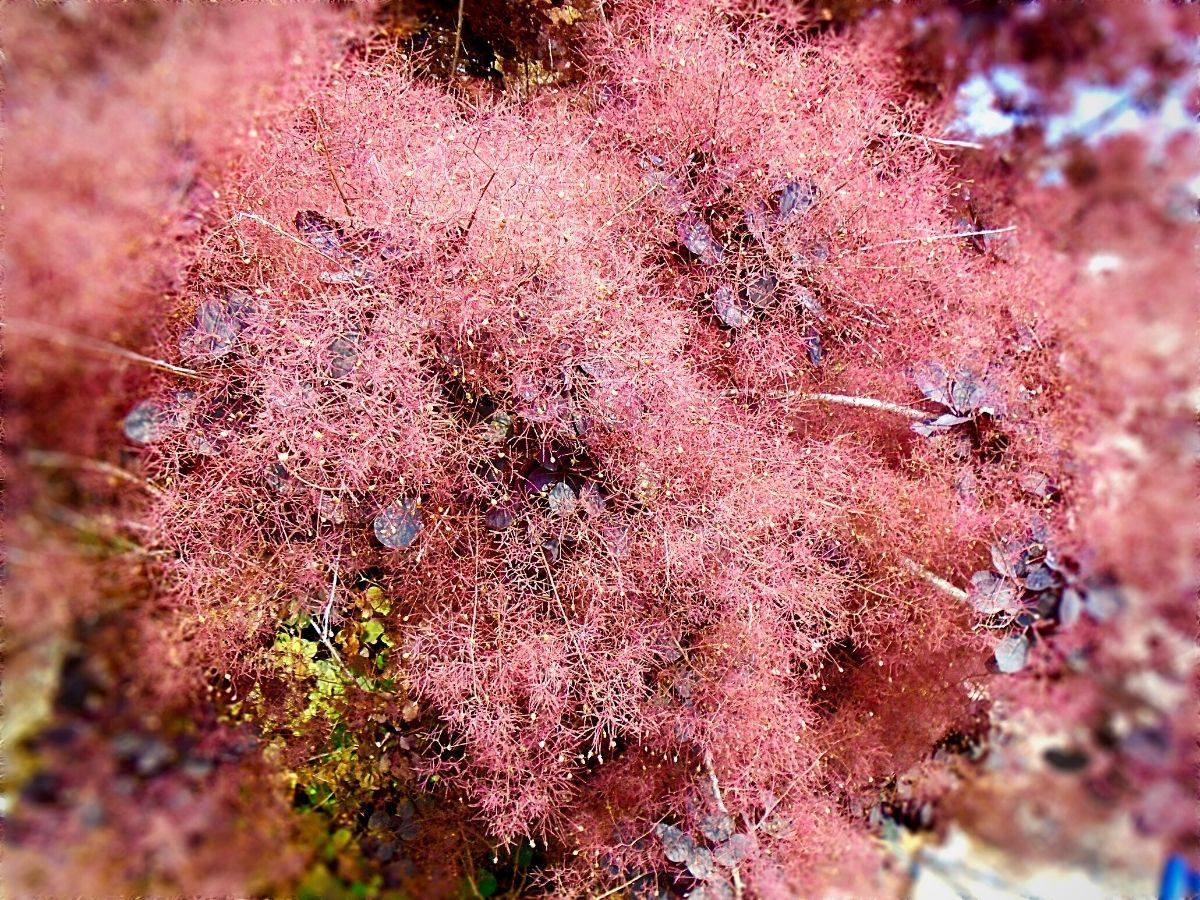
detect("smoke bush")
[85,0,1196,895]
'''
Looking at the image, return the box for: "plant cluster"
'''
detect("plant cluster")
[120,3,1103,893]
[9,0,1196,896]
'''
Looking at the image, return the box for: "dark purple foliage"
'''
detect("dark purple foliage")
[374,498,423,550]
[677,214,725,264]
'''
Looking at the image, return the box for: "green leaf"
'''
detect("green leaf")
[365,586,392,615]
[362,619,385,644]
[475,870,499,897]
[515,839,534,870]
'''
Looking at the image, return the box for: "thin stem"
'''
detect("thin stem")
[3,319,206,380]
[450,0,465,79]
[317,553,347,669]
[771,390,927,421]
[892,130,985,150]
[232,212,342,264]
[25,449,165,497]
[593,875,648,900]
[310,107,354,218]
[601,185,659,230]
[752,747,838,835]
[703,749,744,900]
[853,225,1017,255]
[900,558,969,602]
[463,169,498,238]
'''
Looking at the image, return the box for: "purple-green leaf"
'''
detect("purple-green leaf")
[713,832,751,866]
[968,570,1020,614]
[994,633,1030,673]
[374,498,423,549]
[777,179,818,219]
[714,286,751,329]
[656,823,694,863]
[699,813,734,843]
[678,215,725,265]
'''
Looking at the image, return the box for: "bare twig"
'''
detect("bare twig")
[450,0,465,79]
[769,390,927,421]
[3,319,206,380]
[463,169,498,238]
[853,225,1017,255]
[310,107,354,218]
[592,874,647,900]
[899,557,969,602]
[317,551,347,668]
[892,130,985,150]
[752,749,833,835]
[703,749,744,900]
[601,186,659,230]
[232,212,342,264]
[25,449,165,497]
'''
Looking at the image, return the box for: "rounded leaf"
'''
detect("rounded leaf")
[316,493,346,524]
[803,325,823,366]
[914,362,953,408]
[678,215,725,265]
[327,331,360,380]
[968,570,1019,615]
[123,400,167,444]
[486,411,513,440]
[685,845,715,881]
[777,178,818,219]
[186,430,220,457]
[579,482,606,515]
[699,813,734,843]
[994,633,1030,674]
[264,462,293,495]
[374,499,423,549]
[1084,584,1125,621]
[180,299,241,360]
[124,394,192,444]
[713,833,752,866]
[546,481,577,515]
[912,412,972,438]
[742,271,778,309]
[524,467,557,496]
[689,881,734,900]
[744,203,770,241]
[601,524,631,559]
[295,209,346,256]
[1023,562,1058,592]
[714,286,751,329]
[655,823,694,864]
[1058,586,1083,626]
[760,814,793,839]
[486,502,516,532]
[796,286,827,321]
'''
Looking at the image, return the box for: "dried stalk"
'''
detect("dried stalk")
[892,130,985,150]
[900,557,969,602]
[3,319,205,380]
[25,449,165,497]
[703,749,744,900]
[854,225,1017,255]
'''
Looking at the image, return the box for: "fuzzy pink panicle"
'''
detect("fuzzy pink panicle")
[117,0,1198,895]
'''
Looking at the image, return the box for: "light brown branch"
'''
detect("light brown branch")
[769,390,927,421]
[892,130,985,150]
[704,749,744,900]
[25,449,165,497]
[3,319,206,380]
[854,225,1017,255]
[900,557,969,602]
